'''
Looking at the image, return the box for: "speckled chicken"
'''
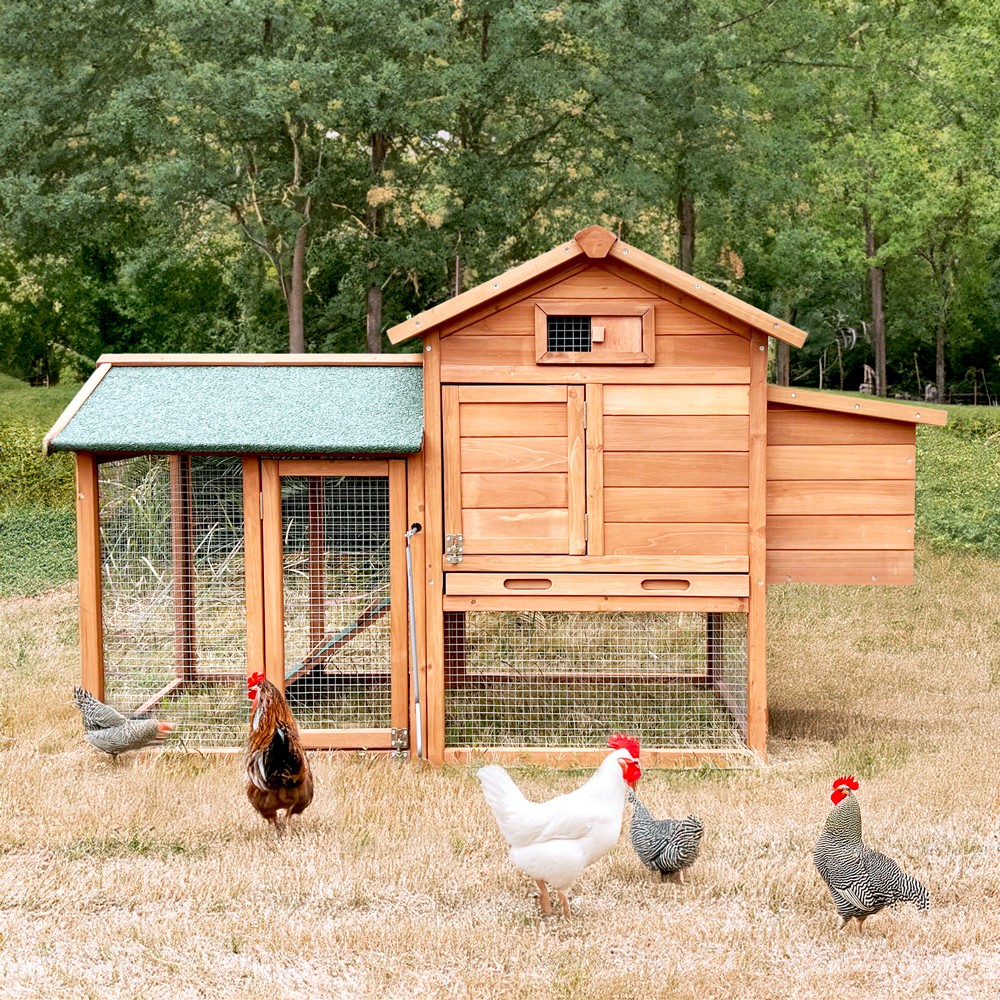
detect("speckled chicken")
[626,788,703,883]
[814,775,929,931]
[73,686,173,759]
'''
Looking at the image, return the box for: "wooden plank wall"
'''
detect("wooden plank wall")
[439,264,753,385]
[765,405,916,584]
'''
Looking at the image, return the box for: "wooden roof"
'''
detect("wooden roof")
[767,385,948,425]
[387,225,810,348]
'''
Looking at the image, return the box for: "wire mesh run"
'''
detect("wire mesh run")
[444,610,749,752]
[100,455,247,747]
[280,475,392,730]
[547,315,592,352]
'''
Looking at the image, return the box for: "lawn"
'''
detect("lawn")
[0,378,998,997]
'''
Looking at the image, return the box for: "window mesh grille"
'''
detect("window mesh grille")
[547,315,592,352]
[444,610,750,754]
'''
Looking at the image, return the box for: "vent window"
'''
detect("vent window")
[546,315,592,353]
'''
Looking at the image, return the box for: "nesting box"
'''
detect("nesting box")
[46,226,945,765]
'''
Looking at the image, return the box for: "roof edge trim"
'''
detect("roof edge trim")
[767,385,948,425]
[97,353,423,367]
[43,363,112,454]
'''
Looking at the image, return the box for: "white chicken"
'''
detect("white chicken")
[478,733,642,918]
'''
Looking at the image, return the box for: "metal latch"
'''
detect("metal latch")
[445,534,464,564]
[391,728,409,752]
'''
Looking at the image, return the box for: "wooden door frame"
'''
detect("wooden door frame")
[257,457,408,751]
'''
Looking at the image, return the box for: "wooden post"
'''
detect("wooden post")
[422,333,446,764]
[307,477,326,654]
[747,332,769,757]
[406,451,427,759]
[261,459,286,693]
[75,452,104,700]
[242,457,265,678]
[169,454,196,684]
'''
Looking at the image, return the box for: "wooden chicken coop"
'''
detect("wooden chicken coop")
[46,226,946,766]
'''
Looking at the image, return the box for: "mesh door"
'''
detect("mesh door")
[279,475,392,729]
[444,610,748,752]
[100,455,247,747]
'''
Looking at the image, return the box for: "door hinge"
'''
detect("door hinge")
[445,533,464,564]
[391,727,409,758]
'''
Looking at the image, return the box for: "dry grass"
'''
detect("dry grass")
[1,548,998,999]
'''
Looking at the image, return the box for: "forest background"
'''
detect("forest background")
[1,0,999,403]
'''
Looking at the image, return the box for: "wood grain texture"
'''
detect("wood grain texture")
[585,383,605,555]
[406,451,427,759]
[767,384,947,425]
[605,415,750,451]
[298,729,395,750]
[75,453,105,700]
[567,386,586,554]
[441,595,748,613]
[459,402,567,438]
[655,334,751,366]
[604,522,750,557]
[444,573,750,597]
[604,487,749,523]
[767,480,914,515]
[766,515,915,550]
[458,385,567,403]
[461,509,570,554]
[767,445,916,480]
[260,459,286,693]
[98,353,424,366]
[767,407,916,445]
[460,437,569,473]
[442,385,462,538]
[441,364,751,384]
[604,451,749,487]
[766,549,915,585]
[460,472,568,508]
[604,384,750,415]
[241,457,265,683]
[451,554,750,572]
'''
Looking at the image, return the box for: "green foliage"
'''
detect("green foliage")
[916,417,1000,556]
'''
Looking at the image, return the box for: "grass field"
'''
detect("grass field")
[1,545,997,999]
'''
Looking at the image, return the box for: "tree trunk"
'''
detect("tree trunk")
[935,321,946,402]
[775,341,790,386]
[366,284,382,353]
[863,205,887,397]
[287,223,307,354]
[677,188,695,274]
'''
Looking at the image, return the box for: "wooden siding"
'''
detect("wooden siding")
[766,403,917,585]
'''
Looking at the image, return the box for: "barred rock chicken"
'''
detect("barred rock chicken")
[478,733,642,918]
[246,672,314,831]
[813,775,929,931]
[626,788,703,883]
[73,686,173,759]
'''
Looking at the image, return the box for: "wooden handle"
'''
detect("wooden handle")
[639,578,691,592]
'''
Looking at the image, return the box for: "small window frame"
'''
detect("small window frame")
[534,300,655,365]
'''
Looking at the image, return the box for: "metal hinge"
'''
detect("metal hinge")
[445,533,464,564]
[391,727,409,758]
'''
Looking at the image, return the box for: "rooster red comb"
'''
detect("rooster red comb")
[247,671,266,688]
[830,774,859,805]
[607,732,640,759]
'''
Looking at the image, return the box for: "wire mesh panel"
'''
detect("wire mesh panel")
[547,315,592,352]
[444,610,749,752]
[100,455,247,747]
[279,475,392,730]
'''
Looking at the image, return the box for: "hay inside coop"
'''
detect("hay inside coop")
[444,610,750,755]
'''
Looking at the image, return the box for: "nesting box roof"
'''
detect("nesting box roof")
[45,355,425,455]
[388,225,810,348]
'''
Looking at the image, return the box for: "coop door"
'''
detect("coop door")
[442,385,586,555]
[260,460,408,750]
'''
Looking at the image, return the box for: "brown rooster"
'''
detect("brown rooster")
[246,671,314,832]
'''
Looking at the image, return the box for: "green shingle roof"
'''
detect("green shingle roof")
[48,364,424,455]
